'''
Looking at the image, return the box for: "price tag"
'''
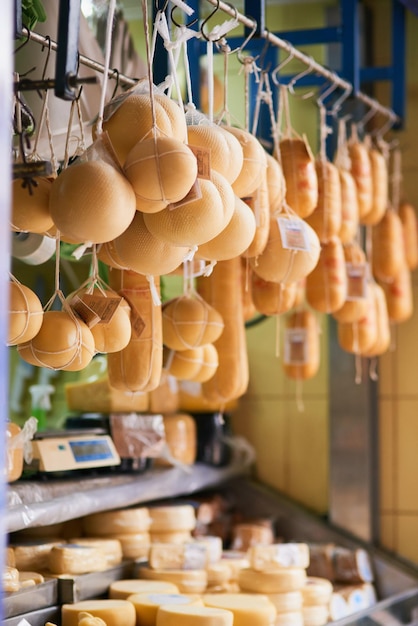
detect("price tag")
[188,145,211,179]
[70,293,122,327]
[346,262,368,300]
[277,217,310,251]
[284,328,309,365]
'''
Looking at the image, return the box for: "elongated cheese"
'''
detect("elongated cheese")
[157,605,234,626]
[203,593,276,626]
[109,579,179,600]
[238,567,307,593]
[128,592,203,626]
[61,600,136,626]
[305,159,342,242]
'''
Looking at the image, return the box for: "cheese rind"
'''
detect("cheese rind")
[137,564,208,594]
[238,567,307,594]
[156,605,234,626]
[301,577,333,606]
[48,544,108,575]
[149,542,208,570]
[13,540,62,571]
[68,538,122,567]
[61,600,136,626]
[109,579,179,600]
[203,593,276,626]
[82,507,151,535]
[127,592,203,626]
[266,591,303,613]
[302,605,329,626]
[249,543,310,571]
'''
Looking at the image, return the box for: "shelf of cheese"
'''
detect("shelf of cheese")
[6,461,251,534]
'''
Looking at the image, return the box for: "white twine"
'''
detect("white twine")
[96,0,117,135]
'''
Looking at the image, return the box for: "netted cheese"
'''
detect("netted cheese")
[252,274,297,316]
[241,167,270,259]
[165,345,205,380]
[8,280,43,346]
[190,344,219,383]
[337,285,377,355]
[380,264,413,323]
[49,160,136,244]
[155,413,197,466]
[18,310,95,371]
[332,241,368,323]
[187,123,243,184]
[124,136,198,213]
[162,294,224,351]
[225,126,267,198]
[349,140,372,220]
[265,152,286,214]
[12,177,54,233]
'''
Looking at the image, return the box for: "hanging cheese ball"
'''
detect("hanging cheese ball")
[348,139,373,220]
[241,167,270,259]
[191,344,219,383]
[250,215,321,285]
[337,285,377,355]
[372,209,405,282]
[251,274,297,316]
[97,240,128,270]
[333,241,368,323]
[338,169,359,244]
[49,160,136,244]
[225,126,267,198]
[361,147,388,226]
[11,177,54,234]
[399,201,418,270]
[124,136,198,213]
[165,345,205,380]
[187,123,244,184]
[279,137,318,218]
[113,211,189,276]
[8,281,43,346]
[162,294,224,351]
[381,264,413,323]
[305,237,347,314]
[196,195,256,262]
[18,310,95,371]
[305,159,342,243]
[99,92,188,165]
[363,282,391,357]
[143,177,227,247]
[265,153,286,214]
[283,309,320,380]
[90,297,132,353]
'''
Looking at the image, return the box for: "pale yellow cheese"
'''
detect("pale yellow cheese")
[249,543,310,571]
[68,538,123,567]
[48,544,107,575]
[149,542,208,570]
[157,605,234,626]
[127,592,203,626]
[18,570,45,587]
[107,532,150,560]
[150,531,193,545]
[195,536,223,564]
[238,567,306,594]
[302,605,329,626]
[149,505,196,533]
[220,551,250,582]
[82,507,151,536]
[266,591,303,613]
[275,612,304,626]
[137,564,207,594]
[3,566,20,593]
[207,562,232,587]
[61,600,136,626]
[301,577,333,606]
[203,593,277,626]
[109,579,179,600]
[12,540,62,571]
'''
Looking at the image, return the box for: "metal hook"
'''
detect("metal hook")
[236,16,258,63]
[170,4,198,29]
[41,36,52,81]
[14,27,31,54]
[288,55,316,99]
[358,100,379,131]
[316,73,339,107]
[271,44,295,85]
[200,0,222,42]
[330,82,353,116]
[214,3,240,53]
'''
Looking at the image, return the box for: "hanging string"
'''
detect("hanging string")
[264,73,280,157]
[295,379,305,412]
[280,84,292,139]
[251,71,266,136]
[96,0,117,135]
[63,99,77,170]
[142,0,157,135]
[275,314,280,358]
[207,39,214,123]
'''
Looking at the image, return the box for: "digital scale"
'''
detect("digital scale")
[30,429,121,473]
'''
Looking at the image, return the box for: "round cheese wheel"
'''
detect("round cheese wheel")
[113,211,188,276]
[249,543,310,571]
[106,532,150,559]
[137,564,207,594]
[162,294,224,351]
[238,567,307,594]
[266,591,303,614]
[149,504,196,532]
[207,562,232,587]
[283,309,320,380]
[362,282,390,357]
[157,605,234,626]
[158,413,197,466]
[251,275,297,316]
[196,195,257,262]
[124,136,198,213]
[165,346,205,380]
[187,124,243,184]
[195,536,223,565]
[250,216,321,285]
[148,540,207,570]
[49,160,136,244]
[128,592,203,626]
[275,611,304,626]
[280,137,318,218]
[302,605,329,626]
[328,593,350,621]
[399,201,418,270]
[203,593,277,626]
[338,169,359,244]
[61,600,136,626]
[372,209,405,282]
[67,538,122,567]
[12,540,62,571]
[231,523,274,551]
[150,531,193,544]
[305,237,347,313]
[143,177,227,247]
[305,159,342,242]
[381,264,413,323]
[265,152,286,214]
[301,577,333,606]
[190,343,219,383]
[100,93,187,165]
[82,507,150,535]
[361,147,388,226]
[8,280,43,346]
[220,552,250,581]
[90,296,132,353]
[226,126,267,198]
[77,613,107,626]
[18,310,95,371]
[18,571,45,588]
[109,580,179,600]
[12,177,54,233]
[332,241,368,323]
[48,544,107,575]
[349,140,372,220]
[97,240,128,270]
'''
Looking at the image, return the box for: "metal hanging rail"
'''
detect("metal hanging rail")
[205,0,401,124]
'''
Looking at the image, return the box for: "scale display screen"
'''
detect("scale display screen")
[69,439,114,462]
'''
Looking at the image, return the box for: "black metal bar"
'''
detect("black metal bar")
[55,0,81,100]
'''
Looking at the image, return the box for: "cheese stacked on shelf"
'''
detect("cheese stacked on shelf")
[81,506,151,560]
[128,592,204,626]
[301,577,333,626]
[62,599,136,626]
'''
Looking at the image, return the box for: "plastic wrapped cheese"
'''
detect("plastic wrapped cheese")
[332,241,368,323]
[305,159,342,242]
[362,282,391,357]
[361,147,388,225]
[399,201,418,270]
[372,209,405,282]
[241,167,270,259]
[305,237,347,314]
[280,137,318,218]
[265,152,286,214]
[226,127,267,198]
[283,309,320,381]
[338,169,359,244]
[348,138,372,220]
